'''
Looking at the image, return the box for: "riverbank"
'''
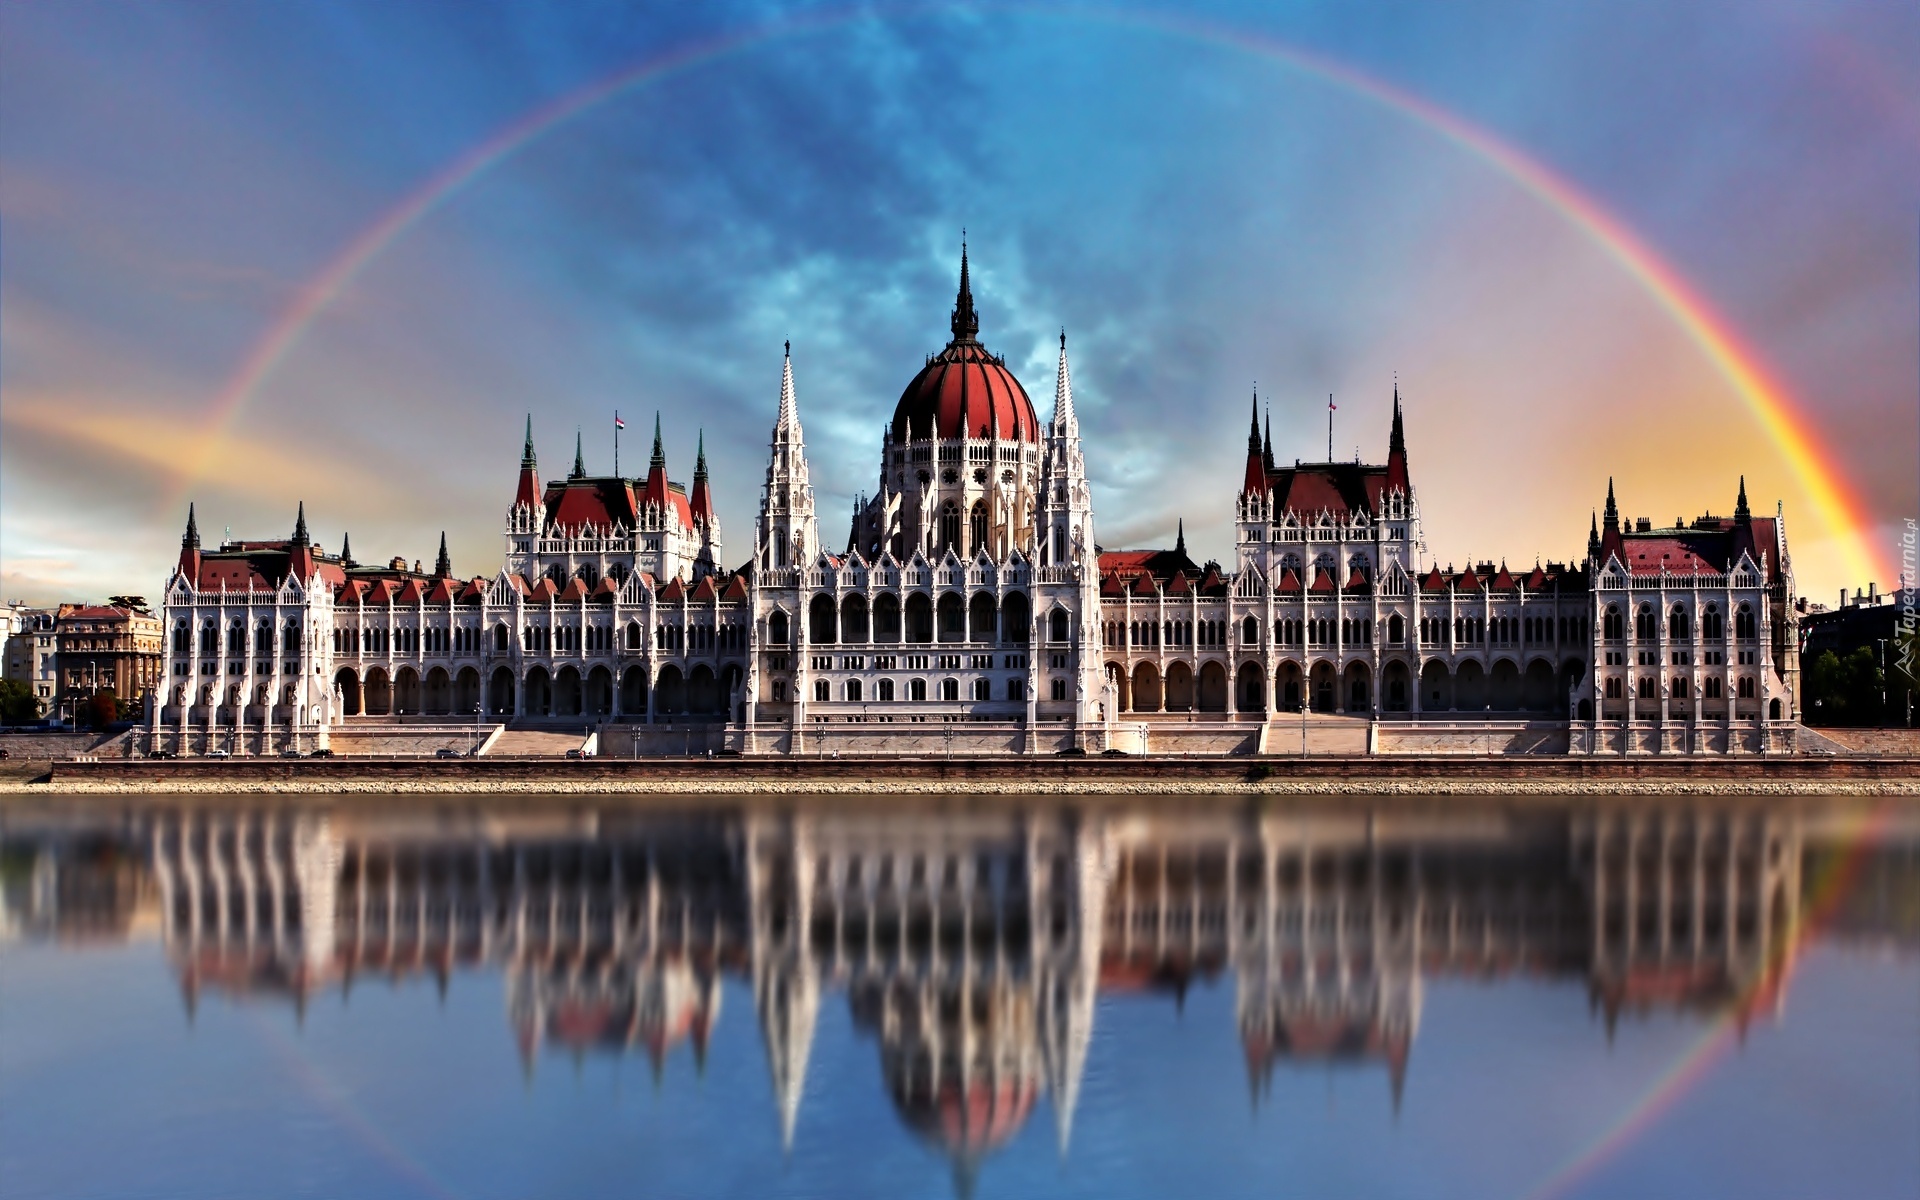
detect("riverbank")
[6,753,1919,796]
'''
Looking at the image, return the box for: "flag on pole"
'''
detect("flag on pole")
[1327,397,1337,412]
[614,414,626,430]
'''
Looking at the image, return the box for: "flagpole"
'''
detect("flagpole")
[614,410,620,477]
[1327,394,1333,462]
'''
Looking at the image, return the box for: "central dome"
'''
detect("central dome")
[890,246,1041,444]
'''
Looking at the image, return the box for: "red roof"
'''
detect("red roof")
[1256,462,1389,520]
[1098,548,1202,586]
[892,342,1039,444]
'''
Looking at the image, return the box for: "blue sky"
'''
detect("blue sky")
[3,1,1916,601]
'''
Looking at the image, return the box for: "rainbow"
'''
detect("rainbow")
[178,3,1887,584]
[246,1005,468,1200]
[1516,801,1898,1200]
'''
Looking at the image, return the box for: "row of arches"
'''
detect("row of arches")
[333,663,743,720]
[1103,656,1583,715]
[798,592,1034,646]
[1604,601,1751,643]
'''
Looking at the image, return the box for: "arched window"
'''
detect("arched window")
[878,679,895,702]
[1006,678,1024,701]
[1050,608,1069,643]
[1388,613,1404,645]
[1737,675,1756,698]
[1242,616,1259,645]
[769,611,790,646]
[1603,605,1623,641]
[494,623,509,652]
[845,679,862,702]
[172,622,189,653]
[1671,676,1689,698]
[910,678,927,702]
[1734,604,1756,641]
[1670,605,1689,640]
[1635,605,1655,640]
[626,621,643,650]
[1702,604,1723,640]
[940,504,961,554]
[283,622,301,655]
[972,678,990,701]
[970,501,988,557]
[941,678,959,702]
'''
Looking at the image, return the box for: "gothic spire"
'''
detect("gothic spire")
[434,532,451,577]
[340,531,354,568]
[1262,407,1275,471]
[1175,518,1186,556]
[694,429,708,480]
[1587,510,1601,559]
[291,501,310,547]
[1052,329,1075,430]
[950,234,979,344]
[1603,477,1620,533]
[649,413,666,473]
[521,414,536,469]
[775,342,802,438]
[1389,384,1406,458]
[182,502,200,551]
[1247,388,1262,454]
[1735,475,1751,522]
[571,428,586,479]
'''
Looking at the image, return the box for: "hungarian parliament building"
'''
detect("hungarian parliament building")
[151,248,1800,756]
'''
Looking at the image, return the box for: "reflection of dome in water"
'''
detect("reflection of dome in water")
[891,1076,1039,1157]
[889,244,1039,445]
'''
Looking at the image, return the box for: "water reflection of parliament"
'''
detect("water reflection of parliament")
[15,802,1915,1175]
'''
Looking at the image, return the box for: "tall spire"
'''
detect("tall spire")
[434,532,451,577]
[694,429,708,479]
[571,429,586,479]
[340,531,354,568]
[950,233,979,344]
[1604,477,1620,533]
[182,503,200,551]
[649,413,666,473]
[1262,407,1274,471]
[291,501,310,547]
[1175,518,1186,556]
[1051,329,1075,430]
[775,342,801,436]
[521,414,536,469]
[1385,383,1410,493]
[1247,389,1262,454]
[690,429,717,527]
[1734,475,1751,522]
[1587,510,1601,559]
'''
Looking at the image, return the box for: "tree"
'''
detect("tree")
[0,679,39,725]
[80,689,119,732]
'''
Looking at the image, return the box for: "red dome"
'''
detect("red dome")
[891,242,1040,444]
[892,343,1039,444]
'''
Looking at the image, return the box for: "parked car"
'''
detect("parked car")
[434,748,461,759]
[1100,748,1129,757]
[564,748,585,760]
[309,748,334,758]
[207,749,230,759]
[1054,747,1087,757]
[278,748,301,758]
[149,749,176,760]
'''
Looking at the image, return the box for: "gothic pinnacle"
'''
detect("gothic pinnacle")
[650,413,666,473]
[950,233,979,344]
[182,502,200,550]
[291,501,309,546]
[521,414,536,468]
[434,531,451,577]
[572,428,586,479]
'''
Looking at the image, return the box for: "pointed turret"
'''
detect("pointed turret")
[1262,408,1275,472]
[1175,518,1186,557]
[757,343,817,570]
[690,430,717,526]
[340,531,355,569]
[1051,330,1076,432]
[640,412,674,515]
[434,532,452,578]
[1603,477,1620,534]
[950,235,979,344]
[1385,384,1410,494]
[1587,511,1602,561]
[1241,390,1267,497]
[514,416,541,510]
[1735,475,1751,523]
[571,429,586,479]
[287,502,316,583]
[176,503,202,580]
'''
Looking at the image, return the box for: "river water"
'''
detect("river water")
[2,794,1915,1200]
